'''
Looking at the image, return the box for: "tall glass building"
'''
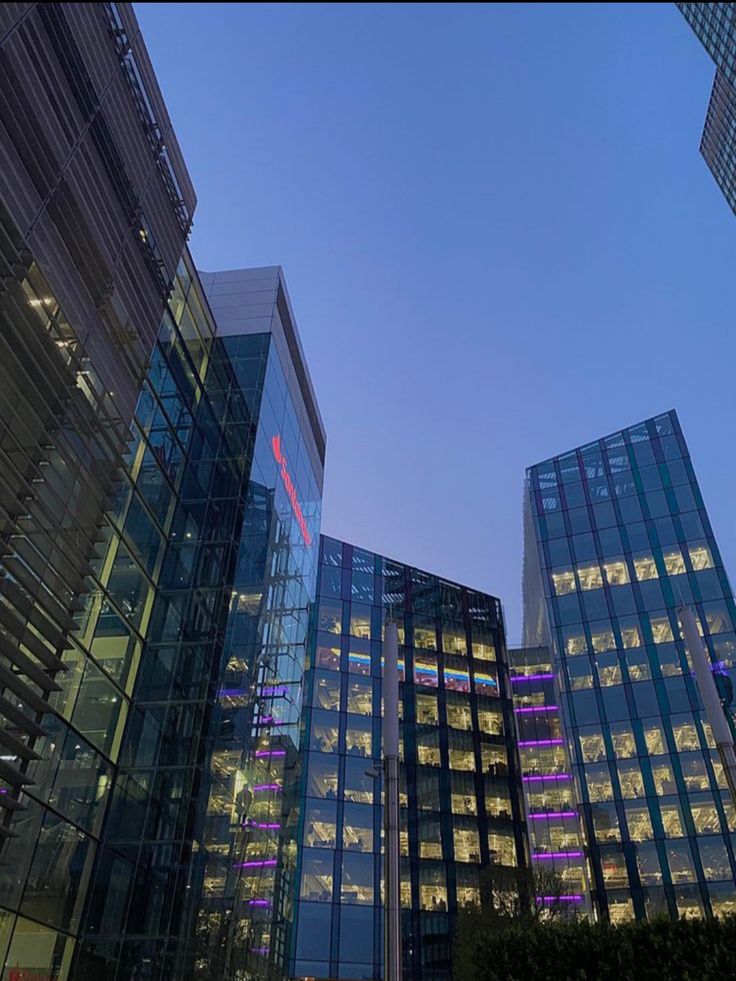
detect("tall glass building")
[65,266,325,981]
[292,536,527,981]
[523,410,736,922]
[678,3,736,218]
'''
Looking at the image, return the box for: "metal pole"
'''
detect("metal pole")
[383,619,402,981]
[679,605,736,808]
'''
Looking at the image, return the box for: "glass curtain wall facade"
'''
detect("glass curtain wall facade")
[508,646,590,914]
[292,536,527,981]
[678,3,736,217]
[68,267,323,981]
[0,3,195,976]
[523,410,736,922]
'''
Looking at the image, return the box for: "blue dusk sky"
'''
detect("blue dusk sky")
[136,2,734,642]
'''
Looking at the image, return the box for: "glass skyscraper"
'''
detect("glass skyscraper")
[523,410,736,922]
[678,3,736,217]
[66,266,324,981]
[292,536,527,981]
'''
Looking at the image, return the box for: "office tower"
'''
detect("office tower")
[67,267,325,981]
[292,536,527,981]
[678,3,736,216]
[508,646,590,914]
[523,410,736,922]
[0,2,194,975]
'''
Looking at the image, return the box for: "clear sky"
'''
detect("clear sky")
[136,2,735,642]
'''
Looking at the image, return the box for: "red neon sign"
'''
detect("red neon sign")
[271,434,312,546]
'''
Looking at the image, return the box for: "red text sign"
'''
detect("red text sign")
[271,434,312,546]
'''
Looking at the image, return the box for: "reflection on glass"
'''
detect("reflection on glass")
[318,602,341,634]
[661,802,684,838]
[643,722,666,756]
[446,702,472,730]
[690,545,714,571]
[453,826,481,863]
[315,644,340,670]
[487,833,516,866]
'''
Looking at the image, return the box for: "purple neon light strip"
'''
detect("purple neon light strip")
[250,947,270,955]
[248,899,272,907]
[515,705,559,714]
[528,812,577,820]
[254,749,286,758]
[511,673,555,682]
[235,859,277,869]
[532,851,583,860]
[539,895,583,902]
[253,783,282,792]
[522,773,571,782]
[518,739,564,747]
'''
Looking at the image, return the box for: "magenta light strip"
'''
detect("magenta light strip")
[528,812,577,820]
[532,851,583,860]
[235,859,277,869]
[518,739,564,747]
[539,895,583,902]
[248,899,272,907]
[511,673,555,682]
[250,947,270,955]
[253,822,281,830]
[522,773,571,782]
[253,783,282,792]
[515,705,559,714]
[255,749,286,758]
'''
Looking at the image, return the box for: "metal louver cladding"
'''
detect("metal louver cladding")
[0,197,127,839]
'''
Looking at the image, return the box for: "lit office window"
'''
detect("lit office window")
[689,544,714,571]
[414,621,437,651]
[300,850,333,902]
[603,560,629,586]
[419,864,447,911]
[415,692,438,725]
[304,801,337,848]
[487,833,516,866]
[610,725,636,759]
[315,644,341,670]
[453,826,481,863]
[661,802,685,838]
[346,679,372,716]
[577,564,603,591]
[586,764,614,802]
[313,671,341,712]
[643,721,666,756]
[442,623,467,655]
[625,804,653,842]
[446,700,472,731]
[650,616,674,644]
[651,761,677,796]
[552,570,576,596]
[633,555,658,582]
[689,799,721,835]
[318,601,342,634]
[477,707,503,736]
[349,604,371,639]
[663,549,686,576]
[345,716,372,758]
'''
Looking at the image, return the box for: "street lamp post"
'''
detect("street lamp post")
[679,605,736,809]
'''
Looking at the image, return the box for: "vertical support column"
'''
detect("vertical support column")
[383,619,402,981]
[679,605,736,808]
